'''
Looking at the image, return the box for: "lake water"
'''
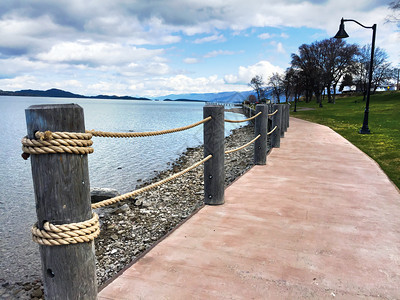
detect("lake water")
[0,96,243,283]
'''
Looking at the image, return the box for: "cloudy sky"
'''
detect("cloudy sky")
[0,0,398,97]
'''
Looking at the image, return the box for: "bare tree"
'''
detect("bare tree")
[249,75,265,102]
[386,0,400,27]
[269,73,284,103]
[354,45,392,97]
[317,38,359,103]
[291,43,325,107]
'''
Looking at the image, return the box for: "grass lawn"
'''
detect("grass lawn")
[291,91,400,189]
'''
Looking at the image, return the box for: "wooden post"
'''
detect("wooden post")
[287,103,290,128]
[254,104,268,165]
[271,104,282,148]
[283,104,289,132]
[203,105,225,205]
[25,104,97,299]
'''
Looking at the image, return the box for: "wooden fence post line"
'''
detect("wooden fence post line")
[203,105,225,205]
[271,104,282,148]
[25,104,97,299]
[254,104,268,165]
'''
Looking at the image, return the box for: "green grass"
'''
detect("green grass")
[292,91,400,189]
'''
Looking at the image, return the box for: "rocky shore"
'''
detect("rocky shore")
[1,110,256,299]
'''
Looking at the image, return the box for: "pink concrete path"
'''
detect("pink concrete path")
[98,117,400,299]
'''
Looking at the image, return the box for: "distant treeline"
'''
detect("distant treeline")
[0,88,150,101]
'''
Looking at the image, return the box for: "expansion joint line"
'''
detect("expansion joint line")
[225,134,261,154]
[267,126,278,135]
[87,116,212,138]
[91,155,213,209]
[224,111,262,123]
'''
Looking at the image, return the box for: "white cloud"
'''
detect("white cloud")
[194,34,226,44]
[183,57,200,64]
[224,60,284,84]
[280,33,289,39]
[258,33,273,39]
[276,42,286,54]
[36,41,166,68]
[203,50,235,58]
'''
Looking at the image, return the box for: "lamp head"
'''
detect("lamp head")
[334,18,349,39]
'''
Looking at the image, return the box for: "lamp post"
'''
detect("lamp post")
[334,18,376,134]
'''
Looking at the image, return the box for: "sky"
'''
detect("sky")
[0,0,398,98]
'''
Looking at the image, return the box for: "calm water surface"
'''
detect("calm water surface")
[0,96,243,282]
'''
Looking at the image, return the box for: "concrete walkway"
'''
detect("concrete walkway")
[98,118,400,299]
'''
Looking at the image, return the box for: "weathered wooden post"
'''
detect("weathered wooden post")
[271,104,282,148]
[283,104,289,132]
[203,105,225,205]
[254,104,268,165]
[25,104,97,299]
[287,103,290,128]
[266,103,273,152]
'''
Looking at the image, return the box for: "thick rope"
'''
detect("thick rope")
[267,126,278,135]
[225,134,261,154]
[268,109,278,116]
[92,155,213,209]
[21,131,94,156]
[32,213,100,246]
[224,111,262,123]
[87,117,212,138]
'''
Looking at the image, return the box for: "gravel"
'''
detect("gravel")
[1,109,256,299]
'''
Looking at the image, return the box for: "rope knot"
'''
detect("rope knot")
[31,213,100,246]
[21,131,94,158]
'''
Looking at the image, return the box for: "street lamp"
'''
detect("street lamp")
[334,18,377,134]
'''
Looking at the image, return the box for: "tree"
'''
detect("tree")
[248,75,265,102]
[386,0,400,27]
[268,72,284,103]
[291,42,325,107]
[339,74,354,92]
[282,67,296,103]
[317,38,359,103]
[353,45,392,97]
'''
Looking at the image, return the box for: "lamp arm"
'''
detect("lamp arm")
[342,19,374,29]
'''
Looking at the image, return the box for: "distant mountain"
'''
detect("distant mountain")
[155,89,274,104]
[0,88,151,101]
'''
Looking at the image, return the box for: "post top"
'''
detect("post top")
[27,103,82,110]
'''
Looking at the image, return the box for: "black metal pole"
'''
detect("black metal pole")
[359,24,376,134]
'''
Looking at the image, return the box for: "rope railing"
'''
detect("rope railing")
[87,116,212,138]
[267,125,278,135]
[268,109,278,116]
[225,134,261,154]
[23,103,290,298]
[91,154,213,209]
[224,111,262,123]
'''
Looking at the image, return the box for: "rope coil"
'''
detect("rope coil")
[268,110,278,116]
[267,126,278,135]
[225,134,261,154]
[32,213,100,246]
[224,111,262,123]
[92,155,213,209]
[22,131,94,156]
[87,117,211,138]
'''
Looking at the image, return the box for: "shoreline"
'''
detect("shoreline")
[0,109,256,299]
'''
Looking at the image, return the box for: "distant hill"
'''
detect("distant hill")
[155,89,274,104]
[0,88,150,101]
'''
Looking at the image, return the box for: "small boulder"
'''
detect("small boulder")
[91,188,120,203]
